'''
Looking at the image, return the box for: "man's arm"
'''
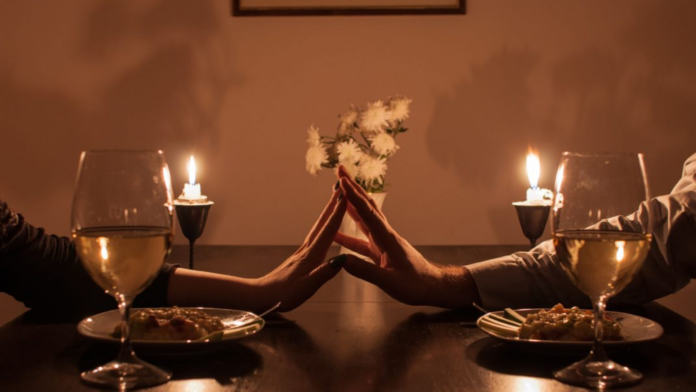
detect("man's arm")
[468,153,696,309]
[336,153,696,310]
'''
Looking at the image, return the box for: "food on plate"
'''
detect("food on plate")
[518,304,623,341]
[478,304,624,341]
[113,307,225,341]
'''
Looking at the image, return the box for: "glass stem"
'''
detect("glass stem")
[590,297,609,363]
[116,295,136,364]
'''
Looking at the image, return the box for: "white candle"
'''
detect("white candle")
[527,187,546,202]
[183,183,201,199]
[180,156,207,201]
[524,151,553,204]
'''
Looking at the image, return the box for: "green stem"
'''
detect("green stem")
[359,132,371,146]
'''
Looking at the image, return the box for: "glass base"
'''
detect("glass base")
[81,358,171,390]
[554,356,642,388]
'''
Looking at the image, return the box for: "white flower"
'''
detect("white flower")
[338,106,358,136]
[370,132,399,156]
[307,125,321,147]
[305,145,328,176]
[338,105,358,128]
[337,121,354,137]
[359,155,387,183]
[388,96,412,123]
[360,100,390,133]
[336,139,363,164]
[341,161,360,179]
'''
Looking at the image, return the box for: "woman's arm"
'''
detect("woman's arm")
[0,187,347,316]
[0,200,126,316]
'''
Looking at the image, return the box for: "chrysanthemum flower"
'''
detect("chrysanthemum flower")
[305,145,328,176]
[388,96,412,123]
[307,125,321,147]
[339,106,358,128]
[359,155,387,183]
[370,132,399,156]
[337,139,363,164]
[360,100,390,133]
[341,161,360,179]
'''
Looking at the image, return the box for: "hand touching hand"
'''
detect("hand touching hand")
[335,168,480,309]
[168,189,347,313]
[257,188,348,311]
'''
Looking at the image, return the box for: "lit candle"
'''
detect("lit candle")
[525,151,553,205]
[179,156,208,203]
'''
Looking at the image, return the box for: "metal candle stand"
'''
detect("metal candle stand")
[174,200,213,270]
[512,202,551,249]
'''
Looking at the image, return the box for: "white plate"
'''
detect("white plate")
[477,309,663,353]
[78,307,264,356]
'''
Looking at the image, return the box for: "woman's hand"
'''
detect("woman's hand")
[256,188,348,311]
[168,188,347,313]
[335,167,480,309]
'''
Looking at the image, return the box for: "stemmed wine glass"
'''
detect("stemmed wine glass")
[72,150,174,389]
[551,152,652,388]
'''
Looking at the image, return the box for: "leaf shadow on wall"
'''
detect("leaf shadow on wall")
[79,0,236,159]
[548,1,696,192]
[426,48,542,243]
[427,2,696,243]
[0,0,240,237]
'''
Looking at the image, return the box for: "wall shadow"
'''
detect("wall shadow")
[427,1,696,197]
[427,48,542,241]
[0,1,242,239]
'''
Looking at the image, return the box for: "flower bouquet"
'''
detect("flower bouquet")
[304,96,411,193]
[304,96,411,256]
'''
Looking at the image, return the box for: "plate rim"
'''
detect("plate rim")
[476,308,664,346]
[77,306,264,346]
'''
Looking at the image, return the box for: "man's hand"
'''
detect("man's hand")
[335,167,480,309]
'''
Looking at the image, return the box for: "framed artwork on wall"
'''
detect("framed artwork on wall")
[232,0,465,16]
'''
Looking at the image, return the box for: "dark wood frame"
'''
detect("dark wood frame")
[232,0,465,16]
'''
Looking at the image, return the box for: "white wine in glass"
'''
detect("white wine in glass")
[72,150,174,389]
[552,152,652,388]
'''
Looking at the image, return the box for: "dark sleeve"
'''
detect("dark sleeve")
[0,200,177,318]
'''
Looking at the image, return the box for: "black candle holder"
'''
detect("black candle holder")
[512,202,551,249]
[174,200,213,270]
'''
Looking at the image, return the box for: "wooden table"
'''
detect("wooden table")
[1,245,695,391]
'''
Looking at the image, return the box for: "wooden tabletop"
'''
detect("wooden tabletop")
[1,245,695,391]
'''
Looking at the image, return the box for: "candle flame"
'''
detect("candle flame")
[188,156,196,185]
[526,151,541,189]
[616,241,625,262]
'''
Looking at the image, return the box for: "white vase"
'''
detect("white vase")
[339,192,387,258]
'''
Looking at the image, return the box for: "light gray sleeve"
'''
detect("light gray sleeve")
[468,153,696,310]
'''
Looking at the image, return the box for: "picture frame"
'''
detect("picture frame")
[232,0,465,16]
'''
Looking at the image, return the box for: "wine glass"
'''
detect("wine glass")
[551,152,652,388]
[71,150,174,389]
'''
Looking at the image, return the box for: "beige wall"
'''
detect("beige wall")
[1,1,695,322]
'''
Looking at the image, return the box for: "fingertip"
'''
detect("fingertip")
[328,254,347,270]
[341,254,385,284]
[342,254,370,270]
